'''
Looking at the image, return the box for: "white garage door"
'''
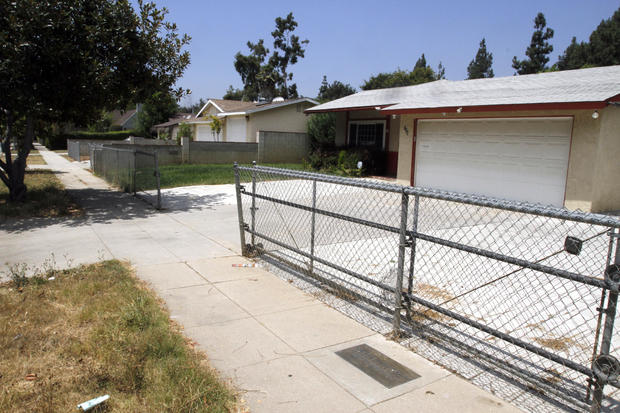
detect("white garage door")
[196,125,214,141]
[225,116,247,142]
[415,118,572,206]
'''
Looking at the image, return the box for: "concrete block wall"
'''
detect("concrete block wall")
[257,131,309,163]
[68,138,176,161]
[104,144,182,166]
[188,141,257,164]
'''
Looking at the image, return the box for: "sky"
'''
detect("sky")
[139,0,620,107]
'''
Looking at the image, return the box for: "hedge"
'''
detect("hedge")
[42,130,138,150]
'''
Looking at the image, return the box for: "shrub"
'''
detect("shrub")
[42,130,139,150]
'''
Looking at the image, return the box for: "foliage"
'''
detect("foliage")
[0,0,190,201]
[207,115,223,141]
[223,86,245,100]
[0,260,237,411]
[589,7,620,66]
[317,76,356,103]
[137,91,180,138]
[557,8,620,70]
[233,13,308,101]
[557,37,591,70]
[178,97,206,115]
[512,12,554,74]
[42,130,136,150]
[177,123,193,143]
[361,54,443,90]
[305,147,385,176]
[307,113,336,147]
[269,12,310,98]
[467,38,494,79]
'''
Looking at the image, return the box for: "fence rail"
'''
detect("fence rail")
[90,145,161,209]
[234,163,620,412]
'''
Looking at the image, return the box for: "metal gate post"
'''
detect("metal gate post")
[310,179,317,273]
[407,194,420,295]
[154,152,161,210]
[591,229,620,413]
[233,162,247,256]
[393,190,409,334]
[251,161,257,248]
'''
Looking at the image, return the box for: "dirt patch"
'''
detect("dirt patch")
[415,283,455,302]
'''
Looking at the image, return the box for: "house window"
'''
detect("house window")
[349,121,385,149]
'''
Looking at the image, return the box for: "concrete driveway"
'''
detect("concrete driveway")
[0,147,522,413]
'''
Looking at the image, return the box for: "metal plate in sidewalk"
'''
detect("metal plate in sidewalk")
[335,344,420,388]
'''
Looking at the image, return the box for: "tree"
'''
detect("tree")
[589,7,620,66]
[177,122,193,142]
[467,38,494,79]
[137,91,179,137]
[179,98,206,115]
[207,115,223,141]
[361,54,441,90]
[233,13,308,101]
[269,13,310,98]
[512,12,554,74]
[223,86,245,101]
[0,0,190,201]
[557,8,620,70]
[317,76,356,102]
[557,37,591,70]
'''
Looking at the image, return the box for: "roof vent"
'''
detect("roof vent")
[272,97,285,103]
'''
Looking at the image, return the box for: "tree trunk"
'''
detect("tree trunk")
[0,113,32,202]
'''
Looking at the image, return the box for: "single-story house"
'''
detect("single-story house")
[153,113,195,139]
[110,104,142,130]
[187,97,318,142]
[306,65,620,212]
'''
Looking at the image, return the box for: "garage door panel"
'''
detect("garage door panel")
[415,118,572,206]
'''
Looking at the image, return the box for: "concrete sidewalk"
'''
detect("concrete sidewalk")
[1,146,521,412]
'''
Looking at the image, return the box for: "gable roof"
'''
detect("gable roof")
[196,97,318,117]
[111,108,137,126]
[153,113,195,128]
[306,65,620,115]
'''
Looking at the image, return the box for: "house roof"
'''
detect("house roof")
[306,65,620,115]
[111,109,137,126]
[196,97,318,118]
[153,113,195,128]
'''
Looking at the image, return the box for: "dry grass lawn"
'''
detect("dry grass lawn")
[26,151,47,166]
[0,170,81,218]
[0,260,239,412]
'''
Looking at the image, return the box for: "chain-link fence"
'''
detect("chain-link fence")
[234,164,620,412]
[90,145,161,209]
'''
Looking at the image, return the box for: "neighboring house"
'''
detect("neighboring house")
[110,104,142,130]
[305,65,620,212]
[189,97,318,142]
[153,113,195,139]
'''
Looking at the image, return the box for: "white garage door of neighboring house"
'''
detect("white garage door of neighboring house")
[225,116,247,142]
[196,125,214,141]
[415,118,572,207]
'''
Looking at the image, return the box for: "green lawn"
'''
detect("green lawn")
[157,163,308,188]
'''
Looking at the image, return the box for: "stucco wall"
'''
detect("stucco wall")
[247,102,313,143]
[592,106,620,212]
[394,108,618,212]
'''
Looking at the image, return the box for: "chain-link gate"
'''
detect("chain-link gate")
[90,145,161,209]
[234,163,620,412]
